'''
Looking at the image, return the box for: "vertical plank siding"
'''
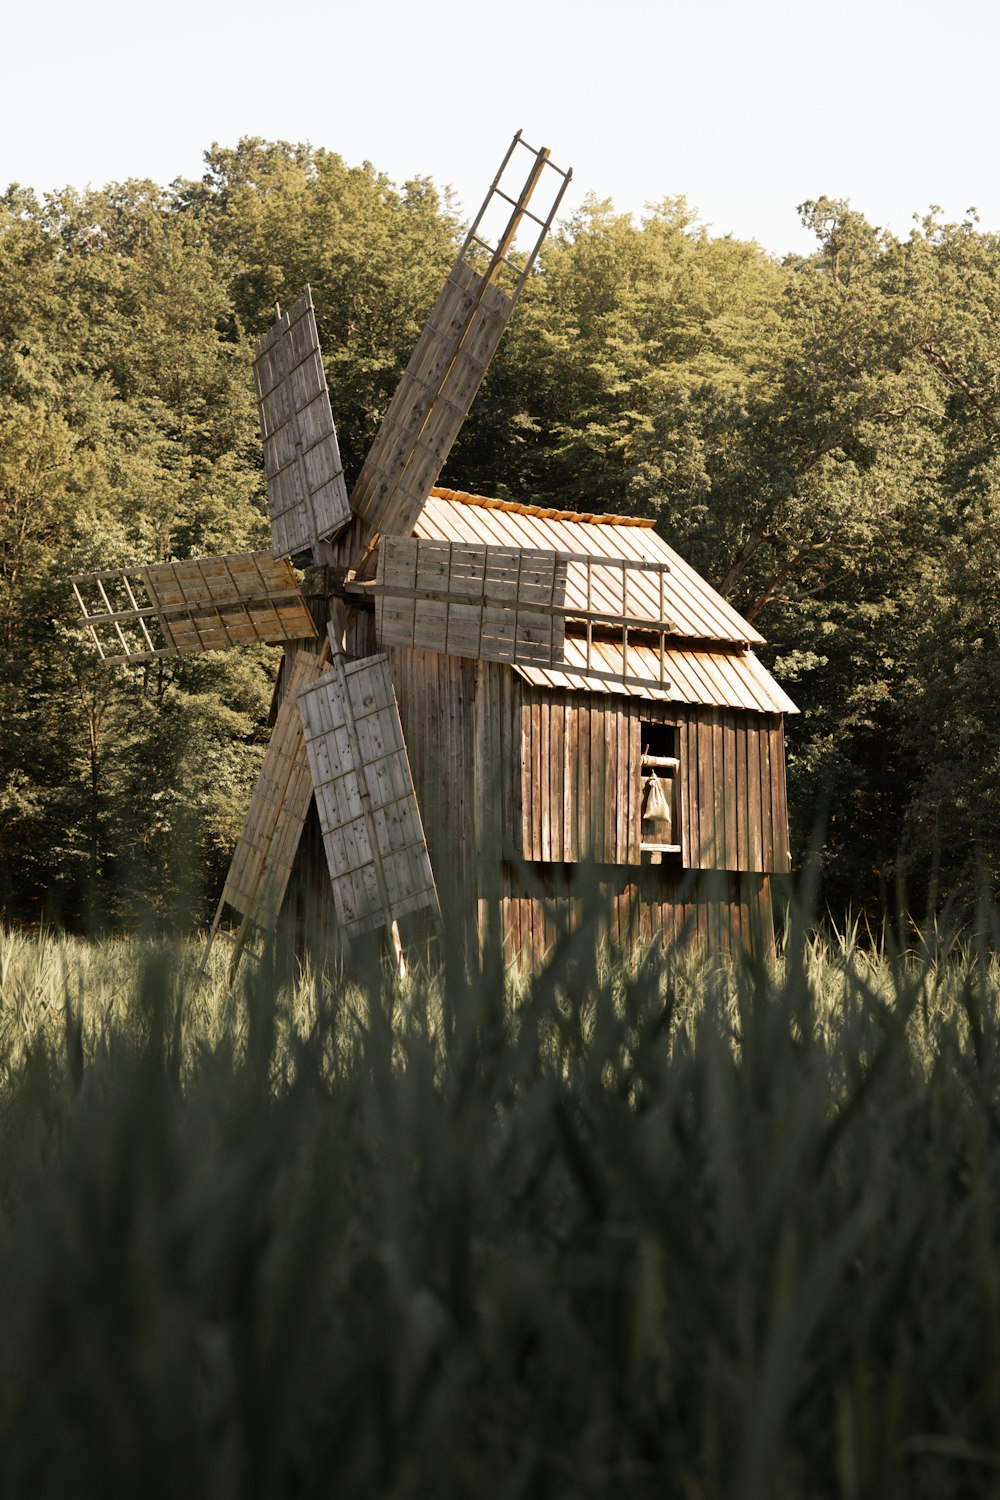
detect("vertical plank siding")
[495,863,776,968]
[748,726,763,874]
[679,716,695,867]
[499,686,789,881]
[385,644,481,928]
[773,719,791,874]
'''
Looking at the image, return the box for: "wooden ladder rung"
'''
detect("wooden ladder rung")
[514,134,569,174]
[490,186,548,228]
[466,238,533,278]
[215,927,261,960]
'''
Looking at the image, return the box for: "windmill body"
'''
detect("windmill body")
[300,486,797,963]
[71,134,797,972]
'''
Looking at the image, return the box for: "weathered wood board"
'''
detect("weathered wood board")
[496,861,776,966]
[511,687,790,875]
[297,651,439,938]
[349,137,570,568]
[71,552,317,664]
[374,536,675,689]
[375,536,566,664]
[222,649,324,931]
[350,266,514,557]
[253,288,351,559]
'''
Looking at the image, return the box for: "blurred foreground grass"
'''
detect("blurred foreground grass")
[1,910,1000,1498]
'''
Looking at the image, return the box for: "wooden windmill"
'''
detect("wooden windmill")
[71,133,582,972]
[72,132,799,971]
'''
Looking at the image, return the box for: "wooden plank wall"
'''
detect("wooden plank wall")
[516,686,641,864]
[514,687,789,876]
[386,644,481,923]
[675,707,790,875]
[495,864,776,967]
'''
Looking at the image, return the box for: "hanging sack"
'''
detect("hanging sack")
[643,769,671,821]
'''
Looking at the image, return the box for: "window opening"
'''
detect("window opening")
[640,722,680,861]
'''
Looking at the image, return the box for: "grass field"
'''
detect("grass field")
[1,908,1000,1497]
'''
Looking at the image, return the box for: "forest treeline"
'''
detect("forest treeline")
[3,138,1000,929]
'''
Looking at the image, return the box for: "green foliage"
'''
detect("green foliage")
[454,194,790,520]
[0,173,284,928]
[3,919,1000,1494]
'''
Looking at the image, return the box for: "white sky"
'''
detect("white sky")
[1,0,996,257]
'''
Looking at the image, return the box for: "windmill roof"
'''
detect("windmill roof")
[428,487,657,528]
[413,488,798,715]
[417,488,765,648]
[513,642,799,714]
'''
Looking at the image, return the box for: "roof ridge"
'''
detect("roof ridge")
[428,486,656,529]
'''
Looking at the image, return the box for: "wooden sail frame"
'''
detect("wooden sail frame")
[70,552,317,664]
[349,264,514,560]
[254,287,352,559]
[373,536,676,690]
[221,648,325,924]
[196,647,327,981]
[298,640,440,942]
[350,134,572,570]
[220,647,324,924]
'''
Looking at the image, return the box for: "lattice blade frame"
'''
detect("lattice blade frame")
[350,135,571,569]
[71,553,317,664]
[254,288,351,559]
[375,536,565,664]
[221,649,325,932]
[349,266,512,554]
[298,649,440,939]
[373,536,676,689]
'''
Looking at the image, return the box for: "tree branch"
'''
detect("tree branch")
[917,340,1000,440]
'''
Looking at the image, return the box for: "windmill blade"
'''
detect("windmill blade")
[348,265,510,562]
[373,535,678,691]
[254,287,351,559]
[375,536,567,663]
[349,133,571,571]
[213,646,326,948]
[71,552,318,665]
[297,640,440,942]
